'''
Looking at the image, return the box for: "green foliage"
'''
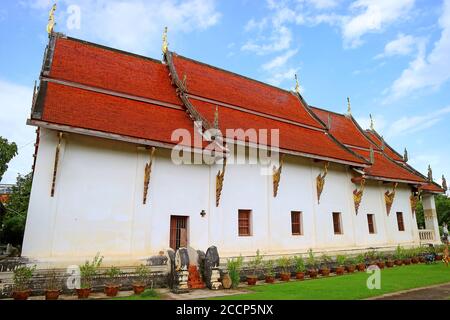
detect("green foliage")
[365,250,377,261]
[140,289,158,298]
[247,250,263,276]
[79,253,103,289]
[356,254,365,264]
[346,257,357,265]
[13,265,36,291]
[105,266,122,285]
[293,256,306,273]
[307,249,317,269]
[320,253,332,266]
[1,173,32,246]
[0,137,18,182]
[277,256,292,274]
[394,245,405,260]
[336,255,347,266]
[226,256,243,289]
[416,195,450,228]
[263,260,275,277]
[135,264,150,286]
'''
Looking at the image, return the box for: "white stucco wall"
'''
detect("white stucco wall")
[22,129,422,266]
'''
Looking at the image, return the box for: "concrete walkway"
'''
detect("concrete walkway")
[368,282,450,300]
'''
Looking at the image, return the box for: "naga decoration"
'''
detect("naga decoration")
[216,157,227,207]
[428,165,433,182]
[316,161,329,204]
[143,147,156,205]
[410,191,421,217]
[384,182,398,216]
[162,27,169,55]
[51,132,63,197]
[273,154,285,198]
[369,146,375,164]
[403,148,408,162]
[294,74,300,94]
[353,178,366,215]
[369,114,375,131]
[443,175,448,192]
[47,3,57,35]
[347,97,351,116]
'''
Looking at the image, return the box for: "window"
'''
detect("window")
[291,211,303,235]
[367,214,376,234]
[397,212,405,231]
[238,210,252,236]
[333,212,342,235]
[169,216,189,250]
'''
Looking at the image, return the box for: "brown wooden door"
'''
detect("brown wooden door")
[170,216,189,250]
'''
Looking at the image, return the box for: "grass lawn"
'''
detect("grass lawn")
[114,289,161,300]
[212,263,450,300]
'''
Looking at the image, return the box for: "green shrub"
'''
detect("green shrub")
[320,253,332,267]
[277,256,292,274]
[293,256,306,273]
[227,256,244,289]
[45,269,61,291]
[307,249,317,269]
[263,260,275,277]
[135,264,150,286]
[79,253,103,289]
[105,266,122,286]
[394,245,404,260]
[336,255,347,267]
[346,257,357,266]
[13,265,36,292]
[140,289,158,298]
[365,250,377,261]
[356,254,365,264]
[247,250,263,276]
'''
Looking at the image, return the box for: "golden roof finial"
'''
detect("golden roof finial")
[162,26,169,55]
[369,114,375,131]
[347,97,351,115]
[46,3,57,35]
[294,74,300,94]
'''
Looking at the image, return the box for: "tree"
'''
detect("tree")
[1,173,33,246]
[0,137,18,182]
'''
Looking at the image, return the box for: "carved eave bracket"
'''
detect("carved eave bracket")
[273,154,285,198]
[316,161,329,204]
[410,190,421,217]
[352,178,366,215]
[51,131,63,197]
[216,157,227,207]
[384,182,398,216]
[143,147,156,205]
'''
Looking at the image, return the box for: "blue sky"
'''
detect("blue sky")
[0,0,449,187]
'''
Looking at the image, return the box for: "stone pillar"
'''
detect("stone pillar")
[422,194,441,243]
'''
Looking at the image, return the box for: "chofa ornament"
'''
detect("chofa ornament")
[316,162,329,204]
[273,154,285,198]
[353,178,366,215]
[384,183,398,215]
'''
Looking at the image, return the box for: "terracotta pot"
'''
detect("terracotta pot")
[265,276,275,284]
[12,290,31,301]
[411,257,420,264]
[280,272,291,282]
[221,273,232,289]
[346,265,356,273]
[403,258,411,265]
[308,269,318,279]
[419,256,426,263]
[394,259,403,266]
[133,284,146,295]
[246,276,257,286]
[76,288,91,299]
[357,263,366,272]
[336,266,345,276]
[377,261,385,269]
[105,285,120,297]
[435,254,443,261]
[386,261,395,268]
[295,272,305,280]
[320,268,330,277]
[45,290,60,300]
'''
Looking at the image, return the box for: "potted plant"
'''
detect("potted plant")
[410,248,420,264]
[403,249,412,265]
[293,256,306,280]
[394,245,404,266]
[77,253,103,299]
[263,260,275,284]
[385,254,395,268]
[226,256,244,289]
[418,247,427,263]
[335,255,346,275]
[365,250,378,267]
[435,245,444,261]
[104,266,122,297]
[307,249,318,278]
[12,265,36,300]
[356,254,366,271]
[45,269,61,300]
[133,264,150,294]
[319,254,331,277]
[246,250,263,285]
[345,257,357,273]
[376,252,385,269]
[277,256,292,282]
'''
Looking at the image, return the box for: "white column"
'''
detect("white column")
[422,194,441,243]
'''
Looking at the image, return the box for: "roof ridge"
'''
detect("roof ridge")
[366,129,405,161]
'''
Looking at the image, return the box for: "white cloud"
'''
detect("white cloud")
[342,0,415,48]
[266,67,300,87]
[26,0,221,56]
[355,114,387,132]
[303,0,340,10]
[387,0,450,100]
[262,49,298,71]
[375,33,424,59]
[0,79,35,184]
[242,25,293,55]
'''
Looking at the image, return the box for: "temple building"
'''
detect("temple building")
[22,31,446,266]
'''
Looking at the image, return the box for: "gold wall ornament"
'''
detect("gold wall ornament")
[273,154,285,198]
[353,178,366,215]
[316,161,329,204]
[294,74,300,94]
[384,182,398,216]
[51,131,63,197]
[216,157,227,207]
[410,192,420,217]
[162,26,169,55]
[46,3,57,35]
[143,147,156,205]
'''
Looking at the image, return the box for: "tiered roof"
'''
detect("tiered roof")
[29,34,445,193]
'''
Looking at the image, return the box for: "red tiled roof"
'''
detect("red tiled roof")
[420,182,445,193]
[172,54,324,129]
[310,107,374,149]
[365,130,404,162]
[50,37,182,106]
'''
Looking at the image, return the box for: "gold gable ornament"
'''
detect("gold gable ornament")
[410,191,421,217]
[273,154,285,198]
[316,162,329,204]
[216,157,227,207]
[46,3,57,35]
[384,182,398,216]
[353,178,366,215]
[143,147,156,205]
[162,27,169,55]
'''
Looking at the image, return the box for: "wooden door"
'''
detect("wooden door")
[170,216,189,250]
